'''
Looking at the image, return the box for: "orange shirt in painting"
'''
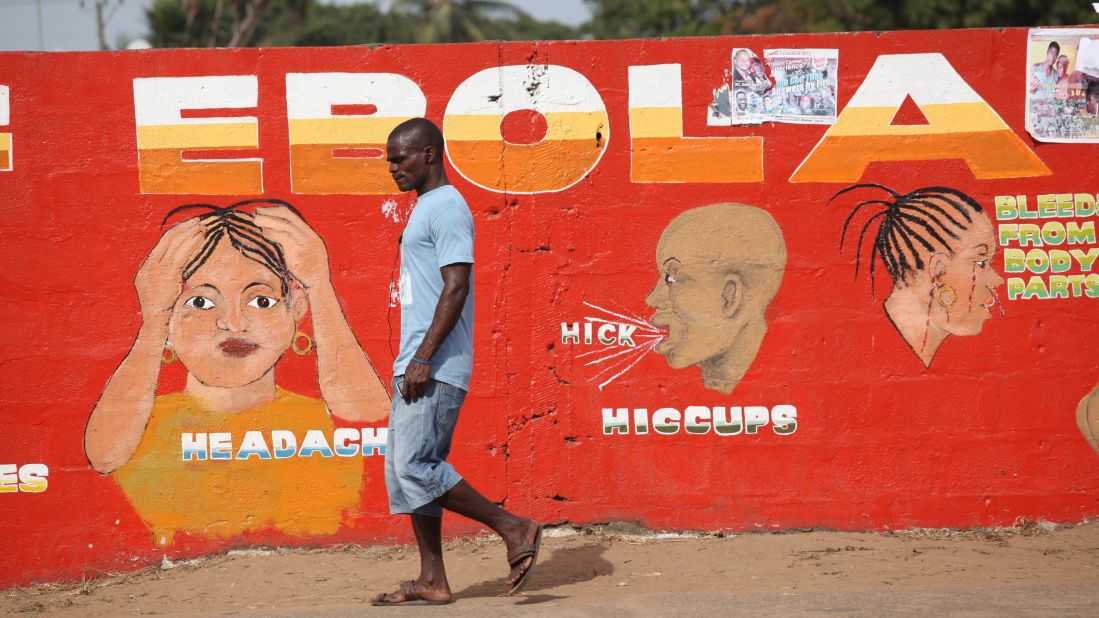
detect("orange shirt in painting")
[112,388,363,545]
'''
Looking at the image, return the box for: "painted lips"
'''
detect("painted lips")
[649,314,672,351]
[218,338,259,357]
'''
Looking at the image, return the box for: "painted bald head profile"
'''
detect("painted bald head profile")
[835,184,1004,367]
[645,203,787,394]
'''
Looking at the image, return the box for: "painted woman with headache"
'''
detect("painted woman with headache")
[84,200,389,544]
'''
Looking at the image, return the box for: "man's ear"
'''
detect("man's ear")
[290,286,309,323]
[423,145,436,164]
[722,273,743,319]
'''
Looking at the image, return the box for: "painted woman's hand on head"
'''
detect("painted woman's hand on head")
[134,219,205,326]
[254,206,330,290]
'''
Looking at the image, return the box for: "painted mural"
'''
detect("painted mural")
[646,203,786,393]
[832,185,1004,367]
[83,200,391,544]
[1,27,1098,589]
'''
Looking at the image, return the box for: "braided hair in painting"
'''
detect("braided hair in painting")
[832,185,984,295]
[163,198,305,295]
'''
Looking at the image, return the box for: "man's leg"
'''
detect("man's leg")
[436,480,541,586]
[409,513,451,599]
[374,378,453,605]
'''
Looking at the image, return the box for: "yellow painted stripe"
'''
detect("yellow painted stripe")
[137,123,258,150]
[0,133,10,150]
[445,111,607,141]
[289,117,413,145]
[628,107,683,138]
[828,102,1008,136]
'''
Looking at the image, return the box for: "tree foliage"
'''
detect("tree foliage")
[146,0,1098,48]
[583,0,1099,39]
[146,0,578,48]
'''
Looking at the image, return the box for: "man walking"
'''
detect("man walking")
[373,118,542,606]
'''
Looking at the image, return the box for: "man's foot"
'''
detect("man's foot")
[371,580,452,606]
[503,520,543,595]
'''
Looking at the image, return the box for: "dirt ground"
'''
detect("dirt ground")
[4,521,1098,616]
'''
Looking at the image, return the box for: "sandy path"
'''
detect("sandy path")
[4,522,1098,616]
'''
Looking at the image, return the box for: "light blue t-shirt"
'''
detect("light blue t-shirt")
[393,184,475,391]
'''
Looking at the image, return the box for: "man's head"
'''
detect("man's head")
[734,50,751,72]
[386,118,446,194]
[645,204,786,391]
[1087,81,1099,114]
[735,90,748,111]
[1047,41,1061,64]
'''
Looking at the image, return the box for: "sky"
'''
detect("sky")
[0,0,592,52]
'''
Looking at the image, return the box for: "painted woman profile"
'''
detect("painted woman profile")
[84,199,390,545]
[833,185,1005,367]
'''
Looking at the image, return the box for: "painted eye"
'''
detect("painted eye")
[976,260,988,268]
[248,295,279,309]
[185,296,215,310]
[664,273,677,284]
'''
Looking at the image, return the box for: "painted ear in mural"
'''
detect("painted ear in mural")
[833,185,1006,367]
[645,203,786,394]
[722,273,743,318]
[1078,384,1099,457]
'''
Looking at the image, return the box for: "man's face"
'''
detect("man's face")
[645,237,741,370]
[735,92,747,111]
[734,51,751,72]
[386,136,429,193]
[1047,45,1059,64]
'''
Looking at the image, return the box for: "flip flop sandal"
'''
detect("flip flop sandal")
[506,524,543,596]
[371,580,452,606]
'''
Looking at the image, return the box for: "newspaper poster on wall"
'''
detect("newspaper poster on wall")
[708,48,838,126]
[1025,28,1099,143]
[708,48,772,125]
[764,49,839,125]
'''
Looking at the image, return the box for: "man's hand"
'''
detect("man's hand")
[402,360,431,402]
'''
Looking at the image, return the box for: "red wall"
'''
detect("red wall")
[1,27,1098,588]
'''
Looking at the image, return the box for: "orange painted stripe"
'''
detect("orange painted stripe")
[790,131,1051,183]
[138,148,262,195]
[828,103,1009,136]
[447,138,605,193]
[631,137,763,183]
[290,143,395,195]
[0,149,9,171]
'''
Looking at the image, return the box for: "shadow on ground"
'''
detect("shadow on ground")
[452,542,613,603]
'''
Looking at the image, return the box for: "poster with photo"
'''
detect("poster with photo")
[708,48,838,126]
[731,47,773,124]
[708,48,772,125]
[764,49,839,125]
[1025,28,1099,143]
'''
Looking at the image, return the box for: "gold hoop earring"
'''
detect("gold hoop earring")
[937,284,957,308]
[162,347,177,365]
[292,331,314,356]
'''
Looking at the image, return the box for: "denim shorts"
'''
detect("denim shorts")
[385,376,466,517]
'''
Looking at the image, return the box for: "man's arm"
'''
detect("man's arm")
[401,262,471,401]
